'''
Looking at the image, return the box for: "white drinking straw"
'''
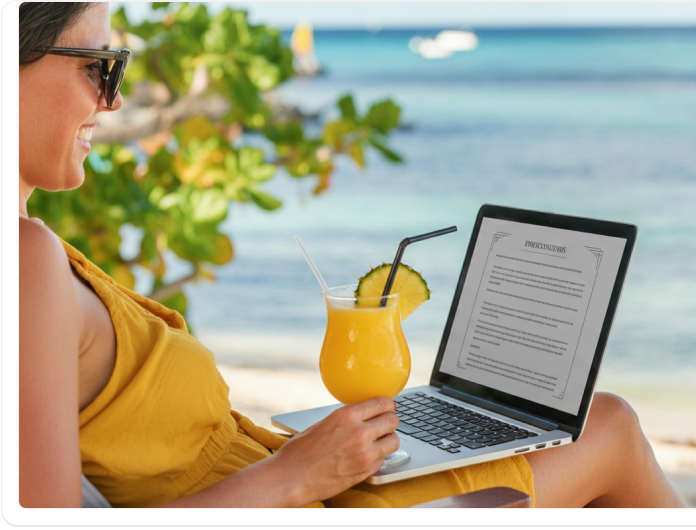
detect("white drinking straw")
[294,235,330,294]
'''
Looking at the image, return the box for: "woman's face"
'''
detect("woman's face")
[19,3,123,192]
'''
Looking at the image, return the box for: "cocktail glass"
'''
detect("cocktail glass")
[320,284,411,468]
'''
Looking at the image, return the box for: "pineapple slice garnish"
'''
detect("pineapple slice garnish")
[355,263,430,320]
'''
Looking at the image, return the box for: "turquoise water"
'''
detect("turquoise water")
[175,28,696,382]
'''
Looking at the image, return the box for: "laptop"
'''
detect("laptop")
[272,204,637,485]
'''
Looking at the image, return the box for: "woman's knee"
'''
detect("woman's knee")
[585,392,646,450]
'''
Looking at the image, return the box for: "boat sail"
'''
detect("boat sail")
[291,20,324,76]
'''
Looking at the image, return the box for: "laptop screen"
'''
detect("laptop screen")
[432,206,636,429]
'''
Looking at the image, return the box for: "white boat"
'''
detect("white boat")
[410,29,478,60]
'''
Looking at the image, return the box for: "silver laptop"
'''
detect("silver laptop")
[272,205,637,485]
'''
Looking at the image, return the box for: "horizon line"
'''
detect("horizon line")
[274,23,696,31]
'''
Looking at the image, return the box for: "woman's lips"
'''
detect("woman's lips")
[76,126,94,151]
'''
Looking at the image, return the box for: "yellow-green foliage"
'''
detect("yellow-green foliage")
[28,2,403,325]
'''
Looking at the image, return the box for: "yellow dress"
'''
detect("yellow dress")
[66,241,535,508]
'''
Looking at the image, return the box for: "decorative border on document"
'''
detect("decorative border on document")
[456,232,512,369]
[551,246,604,399]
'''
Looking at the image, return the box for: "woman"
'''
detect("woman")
[19,2,685,508]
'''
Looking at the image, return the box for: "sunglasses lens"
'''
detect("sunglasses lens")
[105,60,125,108]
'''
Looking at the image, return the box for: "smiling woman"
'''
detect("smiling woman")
[19,2,122,195]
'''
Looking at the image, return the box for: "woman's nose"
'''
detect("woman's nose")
[98,90,124,112]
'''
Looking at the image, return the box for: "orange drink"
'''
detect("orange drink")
[320,285,411,405]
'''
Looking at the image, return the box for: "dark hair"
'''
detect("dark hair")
[19,2,94,67]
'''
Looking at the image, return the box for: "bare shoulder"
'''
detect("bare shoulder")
[19,217,83,348]
[19,217,70,276]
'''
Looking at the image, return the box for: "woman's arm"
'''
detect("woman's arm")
[157,398,400,507]
[19,219,84,507]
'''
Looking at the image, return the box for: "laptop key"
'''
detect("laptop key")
[485,437,514,446]
[429,440,445,446]
[421,435,440,442]
[477,438,493,444]
[429,428,446,436]
[411,432,431,439]
[396,424,423,435]
[447,448,462,453]
[462,441,486,449]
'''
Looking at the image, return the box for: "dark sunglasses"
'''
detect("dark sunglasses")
[33,47,130,108]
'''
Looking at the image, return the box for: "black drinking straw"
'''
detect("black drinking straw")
[379,226,458,307]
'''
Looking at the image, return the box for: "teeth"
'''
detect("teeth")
[77,128,93,141]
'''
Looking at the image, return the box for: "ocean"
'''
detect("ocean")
[143,27,696,393]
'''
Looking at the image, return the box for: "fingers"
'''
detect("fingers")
[373,432,401,458]
[353,396,396,421]
[363,408,400,440]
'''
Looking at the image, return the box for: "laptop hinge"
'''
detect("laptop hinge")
[439,386,559,431]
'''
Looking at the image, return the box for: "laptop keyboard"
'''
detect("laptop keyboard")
[394,392,538,453]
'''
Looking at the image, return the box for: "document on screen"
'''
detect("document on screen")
[440,217,627,415]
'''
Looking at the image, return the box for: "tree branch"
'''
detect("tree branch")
[92,93,230,144]
[149,271,198,302]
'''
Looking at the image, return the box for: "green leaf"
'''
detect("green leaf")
[323,120,356,151]
[338,94,357,121]
[368,137,404,163]
[363,100,401,134]
[238,147,265,172]
[189,188,228,224]
[247,188,282,210]
[264,122,304,146]
[176,116,220,145]
[209,233,234,265]
[158,290,188,316]
[249,164,276,183]
[350,142,365,169]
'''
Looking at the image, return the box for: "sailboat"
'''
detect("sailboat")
[291,20,324,76]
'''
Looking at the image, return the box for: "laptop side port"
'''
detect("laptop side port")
[552,440,561,446]
[514,447,530,453]
[535,443,546,449]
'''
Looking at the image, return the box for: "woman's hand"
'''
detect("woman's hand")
[270,397,401,505]
[157,397,400,508]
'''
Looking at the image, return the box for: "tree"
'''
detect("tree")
[28,2,403,324]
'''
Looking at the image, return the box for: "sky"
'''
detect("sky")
[113,2,696,29]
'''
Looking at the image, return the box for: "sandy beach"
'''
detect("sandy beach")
[216,359,696,507]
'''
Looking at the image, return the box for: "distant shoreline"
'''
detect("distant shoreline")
[279,26,696,34]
